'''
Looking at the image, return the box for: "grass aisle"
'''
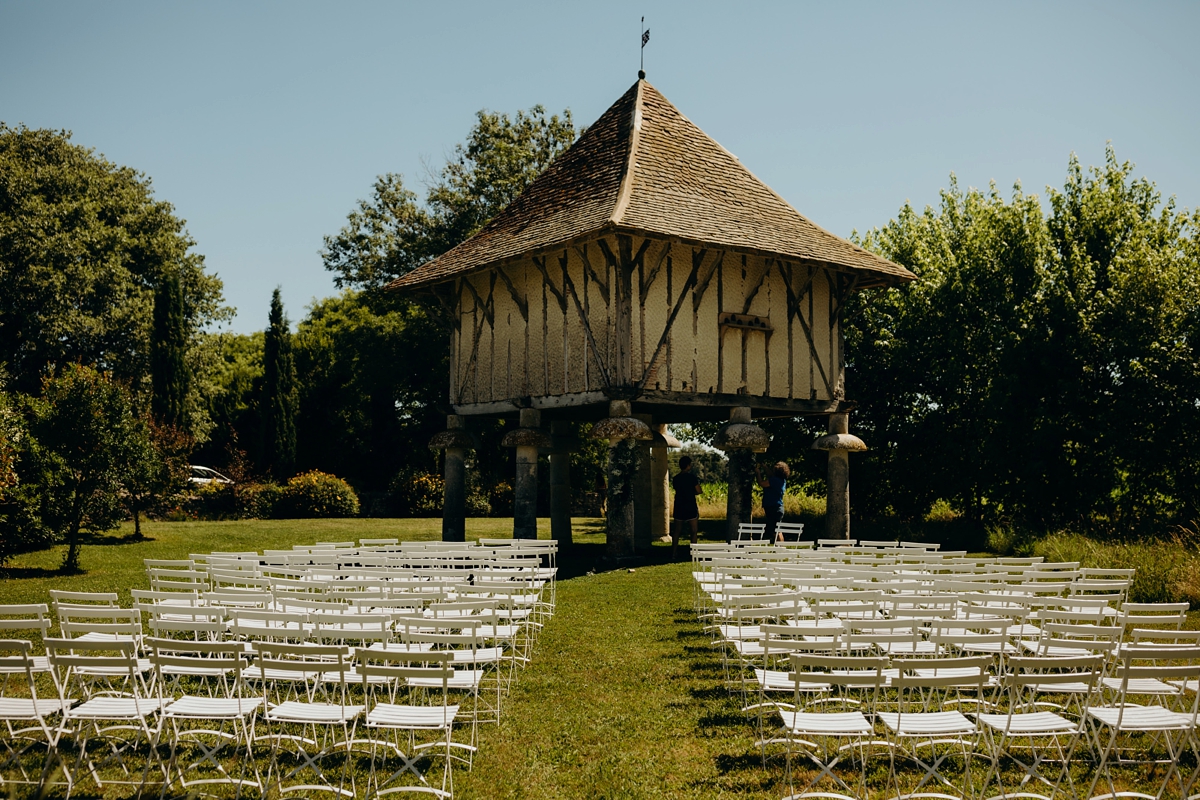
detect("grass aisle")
[457,559,776,800]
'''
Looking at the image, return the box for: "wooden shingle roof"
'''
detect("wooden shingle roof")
[389,79,914,290]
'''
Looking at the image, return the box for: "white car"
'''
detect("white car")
[189,465,234,486]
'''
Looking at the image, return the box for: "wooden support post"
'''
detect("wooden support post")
[513,408,540,540]
[501,408,551,541]
[812,412,867,540]
[633,414,653,551]
[429,414,478,543]
[549,420,573,546]
[650,424,671,543]
[590,399,652,561]
[716,406,769,542]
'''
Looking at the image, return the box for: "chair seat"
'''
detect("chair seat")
[0,697,72,719]
[266,701,363,724]
[733,640,767,657]
[366,703,459,730]
[163,695,263,719]
[0,656,50,674]
[976,710,1077,735]
[879,710,976,736]
[1100,677,1182,695]
[1086,705,1195,731]
[780,710,873,735]
[409,669,485,690]
[67,696,163,720]
[73,658,153,676]
[243,666,320,682]
[451,646,504,664]
[881,641,939,655]
[1028,681,1092,694]
[752,668,829,693]
[161,663,234,678]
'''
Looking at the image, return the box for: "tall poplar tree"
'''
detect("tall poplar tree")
[150,273,189,427]
[261,288,297,480]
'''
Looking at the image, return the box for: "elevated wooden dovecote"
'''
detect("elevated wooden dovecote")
[398,77,914,545]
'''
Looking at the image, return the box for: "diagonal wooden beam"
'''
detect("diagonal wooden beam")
[640,240,671,304]
[574,244,609,304]
[777,262,831,399]
[692,250,722,314]
[562,267,612,390]
[496,265,528,321]
[741,257,773,314]
[533,255,567,313]
[635,248,707,392]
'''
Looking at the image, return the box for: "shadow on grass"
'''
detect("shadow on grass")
[0,565,62,580]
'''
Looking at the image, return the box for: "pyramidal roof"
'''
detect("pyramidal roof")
[390,79,914,290]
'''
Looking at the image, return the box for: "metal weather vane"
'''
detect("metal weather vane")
[641,17,650,75]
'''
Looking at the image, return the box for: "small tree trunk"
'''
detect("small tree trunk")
[63,520,82,572]
[133,503,141,538]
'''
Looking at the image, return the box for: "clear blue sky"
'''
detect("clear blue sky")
[3,1,1197,333]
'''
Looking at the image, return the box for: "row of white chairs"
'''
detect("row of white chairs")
[0,537,559,797]
[691,541,1200,800]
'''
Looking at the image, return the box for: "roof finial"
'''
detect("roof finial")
[640,17,649,79]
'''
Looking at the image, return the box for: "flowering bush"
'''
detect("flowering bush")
[276,471,360,518]
[387,471,444,517]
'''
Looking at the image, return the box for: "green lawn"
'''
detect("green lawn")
[1,519,1196,798]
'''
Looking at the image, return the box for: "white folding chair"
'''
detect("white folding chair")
[45,637,165,794]
[778,653,888,800]
[976,654,1104,800]
[0,605,52,674]
[879,655,991,799]
[252,641,364,798]
[0,640,72,789]
[1085,646,1200,800]
[148,637,264,796]
[356,649,460,798]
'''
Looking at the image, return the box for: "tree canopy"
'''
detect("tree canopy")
[0,124,227,439]
[843,146,1200,534]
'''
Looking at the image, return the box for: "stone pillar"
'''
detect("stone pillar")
[633,414,653,551]
[812,412,867,539]
[501,408,552,540]
[649,424,678,542]
[428,414,479,542]
[590,400,652,560]
[548,420,575,546]
[715,406,770,542]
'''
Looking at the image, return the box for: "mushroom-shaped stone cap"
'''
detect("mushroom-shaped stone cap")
[811,433,868,452]
[428,429,480,450]
[589,416,653,442]
[714,422,770,453]
[650,429,682,448]
[501,427,554,449]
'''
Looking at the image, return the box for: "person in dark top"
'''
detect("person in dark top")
[671,456,702,559]
[756,461,790,543]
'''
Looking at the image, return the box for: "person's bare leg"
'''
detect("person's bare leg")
[689,518,699,545]
[672,520,680,559]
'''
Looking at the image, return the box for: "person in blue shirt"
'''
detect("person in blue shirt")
[755,461,790,543]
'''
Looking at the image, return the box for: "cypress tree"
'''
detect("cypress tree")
[150,273,189,428]
[262,288,298,480]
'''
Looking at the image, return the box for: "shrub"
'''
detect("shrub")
[238,482,284,519]
[387,471,444,517]
[488,481,513,517]
[276,471,360,519]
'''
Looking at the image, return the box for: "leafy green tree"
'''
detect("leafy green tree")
[190,331,264,472]
[22,365,146,571]
[847,146,1200,534]
[312,106,578,499]
[261,289,298,480]
[0,125,228,425]
[293,291,444,491]
[321,106,577,291]
[150,273,190,428]
[124,417,192,538]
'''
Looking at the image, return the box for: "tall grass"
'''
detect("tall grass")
[692,482,826,521]
[998,529,1200,607]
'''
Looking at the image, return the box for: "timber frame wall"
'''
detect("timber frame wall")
[440,232,856,417]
